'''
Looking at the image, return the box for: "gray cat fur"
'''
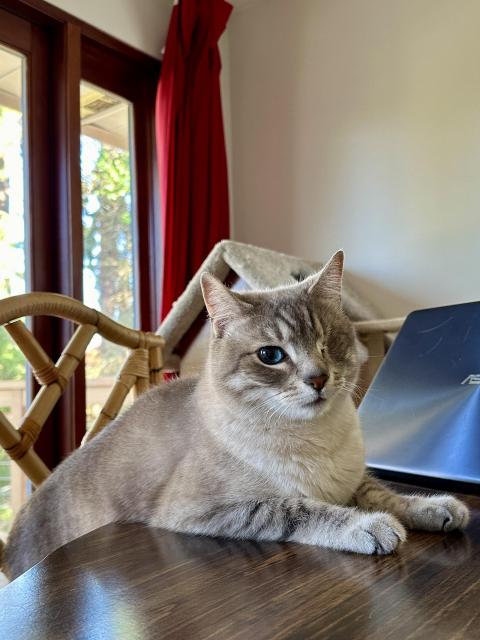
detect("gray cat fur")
[1,252,469,581]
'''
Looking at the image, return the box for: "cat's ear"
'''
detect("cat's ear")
[305,250,344,306]
[201,273,251,337]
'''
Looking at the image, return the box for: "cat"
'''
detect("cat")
[1,250,469,581]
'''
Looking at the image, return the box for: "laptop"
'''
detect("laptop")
[360,302,480,486]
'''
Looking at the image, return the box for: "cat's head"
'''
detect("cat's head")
[200,250,361,423]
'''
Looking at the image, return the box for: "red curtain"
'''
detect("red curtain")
[156,0,233,320]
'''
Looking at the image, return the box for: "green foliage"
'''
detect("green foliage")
[0,107,8,214]
[0,451,13,536]
[0,329,25,380]
[0,106,26,381]
[0,502,13,533]
[82,141,134,379]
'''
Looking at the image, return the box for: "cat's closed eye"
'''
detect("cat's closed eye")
[257,346,287,365]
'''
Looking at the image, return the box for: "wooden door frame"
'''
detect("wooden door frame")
[0,0,161,465]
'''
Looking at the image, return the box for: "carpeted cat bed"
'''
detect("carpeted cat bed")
[158,240,381,368]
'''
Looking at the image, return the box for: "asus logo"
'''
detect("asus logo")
[461,374,480,385]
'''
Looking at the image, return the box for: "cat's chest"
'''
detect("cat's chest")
[252,429,365,505]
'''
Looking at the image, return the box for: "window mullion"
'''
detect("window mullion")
[52,21,85,453]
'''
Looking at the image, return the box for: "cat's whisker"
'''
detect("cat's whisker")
[266,391,300,429]
[261,392,296,430]
[270,401,294,429]
[338,380,364,402]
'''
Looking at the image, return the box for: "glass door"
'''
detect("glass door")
[0,44,29,535]
[80,82,138,429]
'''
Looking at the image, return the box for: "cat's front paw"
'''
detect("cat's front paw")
[345,512,406,555]
[404,495,470,532]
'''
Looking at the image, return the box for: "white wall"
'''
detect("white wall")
[219,33,235,232]
[47,0,172,58]
[226,0,480,317]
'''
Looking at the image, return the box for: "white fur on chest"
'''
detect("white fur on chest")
[270,426,365,504]
[213,396,365,506]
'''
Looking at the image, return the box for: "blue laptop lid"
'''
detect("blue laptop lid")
[360,302,480,484]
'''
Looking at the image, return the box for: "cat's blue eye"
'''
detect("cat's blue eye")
[257,346,287,365]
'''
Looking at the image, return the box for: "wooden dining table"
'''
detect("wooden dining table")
[1,483,479,640]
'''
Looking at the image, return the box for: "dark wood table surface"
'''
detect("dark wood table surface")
[1,483,479,640]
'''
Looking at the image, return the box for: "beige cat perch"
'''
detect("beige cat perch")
[158,240,404,383]
[0,241,404,487]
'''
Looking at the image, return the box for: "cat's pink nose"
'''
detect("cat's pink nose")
[305,374,329,391]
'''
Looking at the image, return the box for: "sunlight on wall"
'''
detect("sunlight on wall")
[227,0,480,317]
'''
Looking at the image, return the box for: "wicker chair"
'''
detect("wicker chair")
[0,291,404,489]
[355,316,405,396]
[0,293,165,487]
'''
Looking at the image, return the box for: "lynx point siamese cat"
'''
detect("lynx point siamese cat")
[1,251,469,580]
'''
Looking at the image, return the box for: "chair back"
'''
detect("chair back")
[0,293,164,486]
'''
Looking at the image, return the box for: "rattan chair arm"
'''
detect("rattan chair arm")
[0,293,166,488]
[353,317,405,334]
[0,293,164,349]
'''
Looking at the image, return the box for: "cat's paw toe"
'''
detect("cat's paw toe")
[348,512,406,555]
[406,495,470,532]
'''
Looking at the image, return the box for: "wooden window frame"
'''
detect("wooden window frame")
[0,0,161,468]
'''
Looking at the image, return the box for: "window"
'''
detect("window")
[0,42,27,534]
[0,44,28,535]
[0,1,161,532]
[80,83,137,427]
